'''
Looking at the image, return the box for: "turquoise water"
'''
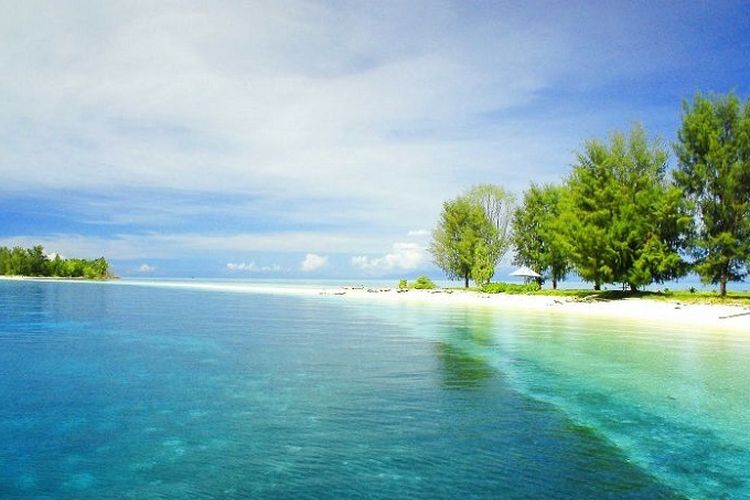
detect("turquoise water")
[1,280,748,498]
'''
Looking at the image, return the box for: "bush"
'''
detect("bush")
[412,275,436,289]
[398,279,408,289]
[481,281,541,294]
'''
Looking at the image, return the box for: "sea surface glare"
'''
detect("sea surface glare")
[1,279,749,498]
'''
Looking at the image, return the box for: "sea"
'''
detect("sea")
[1,278,748,498]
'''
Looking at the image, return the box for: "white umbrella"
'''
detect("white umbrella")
[510,266,541,279]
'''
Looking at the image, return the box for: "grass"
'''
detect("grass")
[531,288,750,306]
[439,283,750,306]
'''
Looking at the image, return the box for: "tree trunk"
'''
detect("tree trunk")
[594,282,601,291]
[552,277,557,290]
[629,283,637,292]
[720,270,728,297]
[464,274,469,288]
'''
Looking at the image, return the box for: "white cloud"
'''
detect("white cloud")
[226,262,256,272]
[407,229,430,237]
[301,253,328,272]
[227,261,282,272]
[138,263,156,273]
[352,242,425,272]
[0,1,589,208]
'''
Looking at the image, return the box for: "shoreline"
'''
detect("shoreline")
[2,276,748,333]
[343,288,750,332]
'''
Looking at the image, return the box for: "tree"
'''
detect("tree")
[0,247,9,275]
[48,255,65,277]
[471,243,494,286]
[464,184,515,265]
[26,245,48,276]
[562,125,690,290]
[430,197,498,288]
[674,92,750,296]
[512,184,570,289]
[8,247,30,276]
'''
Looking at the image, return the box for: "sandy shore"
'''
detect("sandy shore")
[316,286,748,333]
[3,276,748,333]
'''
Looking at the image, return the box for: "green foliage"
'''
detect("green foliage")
[674,92,750,296]
[481,281,541,294]
[0,245,112,279]
[430,185,513,288]
[412,275,436,289]
[471,243,494,286]
[428,93,748,295]
[398,279,408,289]
[512,184,570,289]
[561,124,690,290]
[430,195,499,287]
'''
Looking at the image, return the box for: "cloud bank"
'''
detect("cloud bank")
[352,243,425,272]
[301,254,327,272]
[227,262,282,273]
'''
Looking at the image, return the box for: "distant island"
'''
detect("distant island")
[0,245,113,280]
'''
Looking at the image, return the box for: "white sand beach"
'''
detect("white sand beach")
[3,276,748,332]
[326,287,750,333]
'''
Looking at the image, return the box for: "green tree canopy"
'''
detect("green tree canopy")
[674,92,750,296]
[512,184,571,289]
[430,196,498,288]
[562,125,691,290]
[471,243,494,287]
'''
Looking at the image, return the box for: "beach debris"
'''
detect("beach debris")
[719,310,750,319]
[574,294,609,303]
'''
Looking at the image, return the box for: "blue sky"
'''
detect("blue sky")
[1,1,749,279]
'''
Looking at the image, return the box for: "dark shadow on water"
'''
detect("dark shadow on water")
[435,311,497,390]
[430,309,687,499]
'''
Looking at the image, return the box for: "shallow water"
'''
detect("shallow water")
[1,280,747,498]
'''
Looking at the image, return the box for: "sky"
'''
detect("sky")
[1,0,749,279]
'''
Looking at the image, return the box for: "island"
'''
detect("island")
[0,245,113,280]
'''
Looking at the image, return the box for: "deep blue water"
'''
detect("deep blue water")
[1,280,747,498]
